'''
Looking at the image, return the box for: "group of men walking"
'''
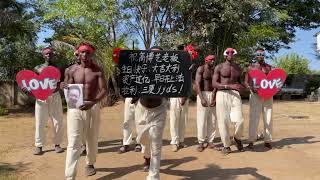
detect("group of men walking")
[24,43,275,180]
[117,46,275,179]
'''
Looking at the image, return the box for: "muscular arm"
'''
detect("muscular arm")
[93,70,107,103]
[195,66,205,100]
[63,68,70,82]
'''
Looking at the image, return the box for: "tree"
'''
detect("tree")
[273,53,311,75]
[154,0,320,67]
[0,0,41,80]
[36,0,131,105]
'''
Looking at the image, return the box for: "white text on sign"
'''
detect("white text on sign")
[22,78,58,91]
[252,78,283,89]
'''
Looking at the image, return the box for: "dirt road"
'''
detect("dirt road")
[1,100,320,180]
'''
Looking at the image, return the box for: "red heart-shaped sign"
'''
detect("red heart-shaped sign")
[248,68,287,100]
[16,66,61,100]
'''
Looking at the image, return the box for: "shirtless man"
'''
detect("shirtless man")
[245,48,273,150]
[64,43,107,179]
[22,47,64,155]
[62,48,87,155]
[212,48,245,155]
[194,55,217,152]
[134,46,167,180]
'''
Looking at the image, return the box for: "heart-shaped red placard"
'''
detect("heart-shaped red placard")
[248,68,287,100]
[16,66,61,100]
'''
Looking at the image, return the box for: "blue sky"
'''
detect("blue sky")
[37,27,320,70]
[273,28,320,70]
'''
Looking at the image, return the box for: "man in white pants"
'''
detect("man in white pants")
[133,46,167,180]
[118,97,142,153]
[194,55,217,152]
[245,48,274,150]
[22,47,64,155]
[169,97,189,152]
[62,48,87,156]
[63,43,107,179]
[212,48,245,155]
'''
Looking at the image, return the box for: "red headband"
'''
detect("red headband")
[205,55,215,62]
[78,45,94,54]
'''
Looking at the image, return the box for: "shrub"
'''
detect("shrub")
[0,106,9,116]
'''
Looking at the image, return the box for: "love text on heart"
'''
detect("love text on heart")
[22,78,58,91]
[252,78,283,89]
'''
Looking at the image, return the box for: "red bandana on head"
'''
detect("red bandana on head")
[78,44,94,55]
[184,44,198,60]
[205,55,215,62]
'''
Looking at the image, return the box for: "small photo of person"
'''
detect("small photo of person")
[67,85,83,109]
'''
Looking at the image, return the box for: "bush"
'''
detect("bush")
[0,106,9,116]
[305,78,320,95]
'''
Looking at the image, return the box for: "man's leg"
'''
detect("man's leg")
[141,136,151,171]
[65,109,83,180]
[147,121,165,180]
[85,104,101,176]
[120,98,135,153]
[179,100,189,147]
[48,93,64,153]
[262,98,273,149]
[34,99,49,155]
[230,91,244,151]
[247,93,262,149]
[207,106,217,148]
[196,94,208,151]
[216,91,232,154]
[169,98,180,151]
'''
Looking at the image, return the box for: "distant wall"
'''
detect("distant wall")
[0,81,34,108]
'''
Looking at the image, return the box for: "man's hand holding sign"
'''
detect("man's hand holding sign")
[248,68,286,100]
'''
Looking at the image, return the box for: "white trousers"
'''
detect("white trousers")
[169,98,189,145]
[123,98,137,145]
[65,104,101,180]
[135,100,167,180]
[248,93,273,143]
[216,90,244,147]
[35,92,63,147]
[196,91,217,143]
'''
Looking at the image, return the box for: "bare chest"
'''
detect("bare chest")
[220,64,241,79]
[203,68,213,80]
[72,68,100,85]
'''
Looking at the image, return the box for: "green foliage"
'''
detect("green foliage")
[0,106,8,116]
[0,0,42,79]
[305,77,320,95]
[36,0,129,77]
[273,53,311,74]
[155,0,320,67]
